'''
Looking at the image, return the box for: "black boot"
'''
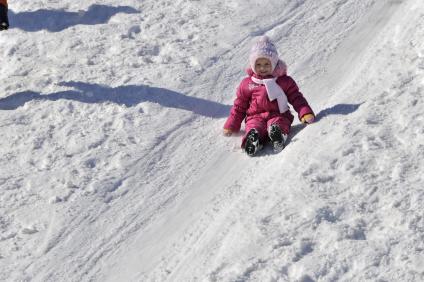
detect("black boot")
[245,129,262,156]
[268,124,287,153]
[0,4,9,31]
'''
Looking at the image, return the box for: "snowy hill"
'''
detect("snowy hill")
[1,0,423,281]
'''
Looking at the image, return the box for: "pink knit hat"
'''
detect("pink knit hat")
[249,36,279,74]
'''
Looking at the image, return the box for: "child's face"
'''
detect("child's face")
[254,58,273,76]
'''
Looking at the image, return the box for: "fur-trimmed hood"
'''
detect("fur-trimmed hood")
[246,59,288,78]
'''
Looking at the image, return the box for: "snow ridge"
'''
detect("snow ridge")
[1,0,423,281]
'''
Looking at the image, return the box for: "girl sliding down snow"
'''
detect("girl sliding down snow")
[223,36,315,156]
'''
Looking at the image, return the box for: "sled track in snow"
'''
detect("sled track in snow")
[93,1,409,281]
[3,0,420,281]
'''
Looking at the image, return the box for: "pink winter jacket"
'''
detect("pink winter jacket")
[224,66,314,132]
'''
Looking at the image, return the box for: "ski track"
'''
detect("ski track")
[1,0,424,281]
[131,1,424,281]
[99,1,422,281]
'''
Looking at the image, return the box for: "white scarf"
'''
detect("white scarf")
[251,77,288,113]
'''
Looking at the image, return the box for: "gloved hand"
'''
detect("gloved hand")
[223,128,233,136]
[0,4,9,31]
[301,113,315,124]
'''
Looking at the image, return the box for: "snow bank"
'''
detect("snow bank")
[1,0,423,281]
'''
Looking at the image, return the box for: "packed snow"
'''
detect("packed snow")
[1,0,423,281]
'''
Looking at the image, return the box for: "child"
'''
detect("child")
[0,0,8,30]
[223,36,315,156]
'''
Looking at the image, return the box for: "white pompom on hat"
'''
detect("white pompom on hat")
[249,36,279,74]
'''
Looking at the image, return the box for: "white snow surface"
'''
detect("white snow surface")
[1,0,424,281]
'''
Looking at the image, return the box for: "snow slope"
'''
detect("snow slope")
[1,0,423,281]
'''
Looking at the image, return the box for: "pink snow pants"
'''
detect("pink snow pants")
[241,113,292,147]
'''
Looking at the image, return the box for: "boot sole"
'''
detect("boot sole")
[245,129,261,156]
[269,125,286,153]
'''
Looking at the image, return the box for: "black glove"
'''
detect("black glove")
[0,4,9,31]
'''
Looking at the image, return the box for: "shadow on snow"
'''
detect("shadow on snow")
[9,4,139,32]
[315,103,363,122]
[259,102,363,155]
[289,103,362,141]
[0,81,231,118]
